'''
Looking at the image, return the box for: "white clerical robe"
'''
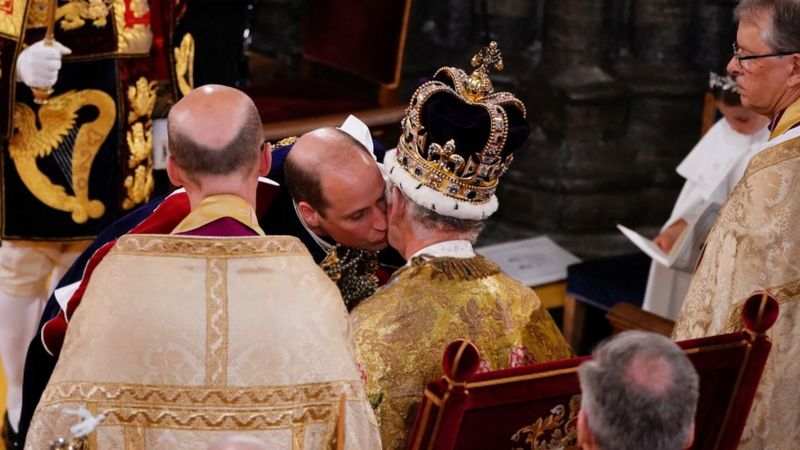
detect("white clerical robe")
[643,119,768,320]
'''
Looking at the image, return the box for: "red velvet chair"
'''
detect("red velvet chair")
[408,292,778,450]
[249,0,413,139]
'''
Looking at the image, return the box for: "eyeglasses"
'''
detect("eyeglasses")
[732,42,798,69]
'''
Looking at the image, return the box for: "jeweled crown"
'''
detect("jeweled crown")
[394,41,528,209]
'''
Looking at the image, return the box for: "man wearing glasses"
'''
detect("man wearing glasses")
[672,1,800,448]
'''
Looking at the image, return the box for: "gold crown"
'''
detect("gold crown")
[394,42,527,207]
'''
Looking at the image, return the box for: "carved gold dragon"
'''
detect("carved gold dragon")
[9,89,115,224]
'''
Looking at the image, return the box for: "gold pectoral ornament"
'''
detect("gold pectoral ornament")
[9,89,115,224]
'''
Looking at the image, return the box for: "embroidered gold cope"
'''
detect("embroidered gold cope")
[351,255,572,449]
[26,235,381,449]
[673,98,800,450]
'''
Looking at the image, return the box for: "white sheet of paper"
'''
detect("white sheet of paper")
[616,224,670,266]
[476,236,581,287]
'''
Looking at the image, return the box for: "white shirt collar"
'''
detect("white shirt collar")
[406,240,475,266]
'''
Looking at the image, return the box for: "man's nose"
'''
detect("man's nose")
[727,56,741,76]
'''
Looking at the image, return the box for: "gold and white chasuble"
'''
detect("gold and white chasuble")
[673,99,800,450]
[26,234,381,449]
[351,241,572,449]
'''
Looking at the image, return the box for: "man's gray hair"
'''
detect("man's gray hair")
[735,0,800,53]
[578,331,699,450]
[168,96,263,179]
[390,183,485,243]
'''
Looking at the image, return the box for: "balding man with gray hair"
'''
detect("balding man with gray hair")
[577,331,699,450]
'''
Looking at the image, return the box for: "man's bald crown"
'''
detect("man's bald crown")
[290,128,373,173]
[284,127,374,211]
[168,84,263,177]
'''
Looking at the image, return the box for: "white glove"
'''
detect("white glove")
[15,40,72,88]
[152,118,169,170]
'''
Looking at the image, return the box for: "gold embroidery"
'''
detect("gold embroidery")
[174,33,195,96]
[123,425,144,449]
[352,256,572,448]
[113,234,310,257]
[55,0,111,31]
[128,0,146,17]
[127,77,157,123]
[9,89,114,223]
[112,0,151,54]
[206,258,228,387]
[743,136,800,178]
[0,0,26,38]
[511,395,581,450]
[321,245,379,310]
[404,254,501,281]
[24,0,49,29]
[39,380,358,431]
[121,164,153,209]
[273,136,299,150]
[125,122,150,167]
[122,77,157,209]
[292,422,306,450]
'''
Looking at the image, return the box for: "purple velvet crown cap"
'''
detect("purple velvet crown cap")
[416,73,531,162]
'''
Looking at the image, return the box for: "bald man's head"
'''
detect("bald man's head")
[285,127,389,251]
[285,127,373,213]
[168,84,264,180]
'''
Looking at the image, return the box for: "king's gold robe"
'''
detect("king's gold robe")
[26,234,381,449]
[673,100,800,450]
[351,255,572,449]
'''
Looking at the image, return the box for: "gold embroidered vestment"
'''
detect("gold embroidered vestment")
[26,235,382,449]
[673,106,800,449]
[351,255,572,449]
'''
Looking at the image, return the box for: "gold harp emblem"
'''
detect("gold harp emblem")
[174,33,195,96]
[9,89,115,224]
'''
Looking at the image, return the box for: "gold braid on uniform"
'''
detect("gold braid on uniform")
[405,254,501,281]
[320,244,379,310]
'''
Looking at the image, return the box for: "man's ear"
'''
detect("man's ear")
[166,155,184,187]
[258,142,272,177]
[387,186,406,224]
[789,54,800,87]
[577,409,595,450]
[297,201,321,228]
